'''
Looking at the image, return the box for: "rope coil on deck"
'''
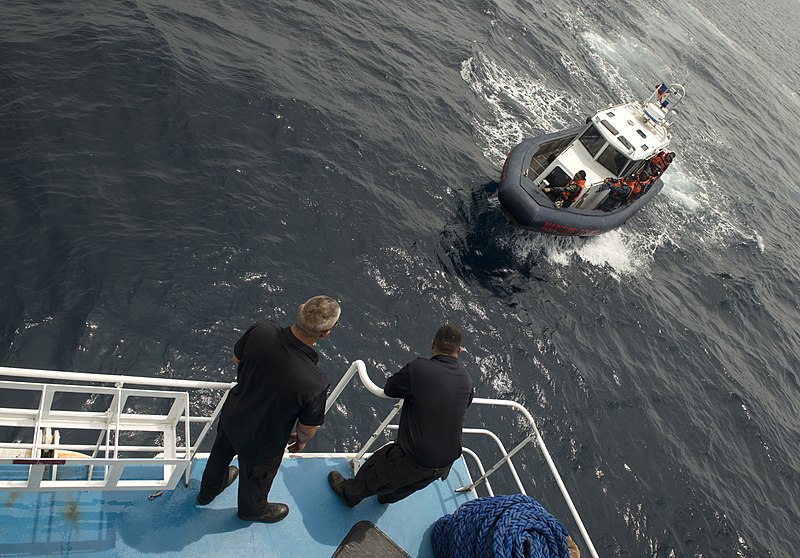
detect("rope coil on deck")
[432,494,571,558]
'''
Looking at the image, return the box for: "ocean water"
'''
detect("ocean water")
[2,0,799,556]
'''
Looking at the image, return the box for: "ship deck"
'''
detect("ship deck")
[0,455,475,557]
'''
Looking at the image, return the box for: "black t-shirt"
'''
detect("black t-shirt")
[220,319,329,461]
[385,355,473,468]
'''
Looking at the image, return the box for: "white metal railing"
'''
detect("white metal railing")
[324,360,599,558]
[1,361,598,556]
[0,366,234,491]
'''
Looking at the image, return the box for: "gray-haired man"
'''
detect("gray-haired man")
[198,295,340,523]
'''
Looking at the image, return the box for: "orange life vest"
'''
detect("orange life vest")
[562,179,586,204]
[650,153,667,170]
[623,176,641,200]
[649,152,674,175]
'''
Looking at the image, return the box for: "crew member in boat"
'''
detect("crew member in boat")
[625,171,651,203]
[647,151,675,176]
[544,170,586,208]
[597,177,630,212]
[197,295,341,523]
[328,325,473,507]
[637,169,658,198]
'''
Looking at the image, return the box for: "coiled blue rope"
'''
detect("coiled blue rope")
[432,494,570,558]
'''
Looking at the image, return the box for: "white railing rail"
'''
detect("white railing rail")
[325,360,599,558]
[1,362,597,557]
[0,366,234,491]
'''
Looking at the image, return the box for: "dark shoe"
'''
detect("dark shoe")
[197,466,239,505]
[376,495,391,505]
[238,503,289,523]
[327,471,356,507]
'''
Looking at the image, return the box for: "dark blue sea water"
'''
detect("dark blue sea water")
[2,0,799,555]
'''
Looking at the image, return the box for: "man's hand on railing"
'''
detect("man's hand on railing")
[286,423,318,453]
[286,432,306,452]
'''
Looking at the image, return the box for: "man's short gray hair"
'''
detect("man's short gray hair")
[296,296,341,336]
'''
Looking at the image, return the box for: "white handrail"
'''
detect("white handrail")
[326,360,388,414]
[0,366,235,390]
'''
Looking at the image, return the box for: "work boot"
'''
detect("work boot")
[197,466,239,505]
[238,503,290,523]
[327,471,356,507]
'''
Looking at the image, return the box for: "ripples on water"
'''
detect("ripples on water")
[2,0,799,556]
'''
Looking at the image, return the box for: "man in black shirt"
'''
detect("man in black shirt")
[328,324,473,506]
[197,295,340,523]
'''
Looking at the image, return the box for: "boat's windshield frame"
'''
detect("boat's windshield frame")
[579,124,638,177]
[578,125,606,158]
[596,143,632,176]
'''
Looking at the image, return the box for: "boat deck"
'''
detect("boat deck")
[0,455,475,557]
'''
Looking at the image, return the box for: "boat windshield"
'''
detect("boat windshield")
[621,159,647,177]
[578,125,606,157]
[597,144,631,176]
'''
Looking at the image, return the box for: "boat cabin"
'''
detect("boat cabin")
[530,84,684,210]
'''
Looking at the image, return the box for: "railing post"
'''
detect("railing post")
[104,463,125,488]
[190,389,230,455]
[326,361,357,413]
[183,391,191,487]
[31,384,48,458]
[28,464,45,489]
[350,401,402,474]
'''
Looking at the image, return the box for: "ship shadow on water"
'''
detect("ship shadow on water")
[437,181,552,298]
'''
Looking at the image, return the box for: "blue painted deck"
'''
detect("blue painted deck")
[0,456,475,557]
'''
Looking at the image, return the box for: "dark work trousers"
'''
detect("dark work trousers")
[341,442,451,505]
[198,423,284,516]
